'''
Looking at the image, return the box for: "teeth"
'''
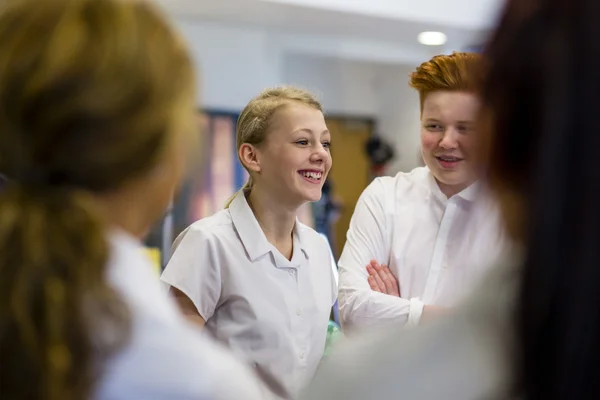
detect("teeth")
[302,171,322,179]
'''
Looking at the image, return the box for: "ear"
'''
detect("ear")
[239,143,261,173]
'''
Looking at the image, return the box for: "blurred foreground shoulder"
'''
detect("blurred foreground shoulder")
[301,256,520,400]
[97,310,268,400]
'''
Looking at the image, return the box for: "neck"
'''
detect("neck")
[93,190,152,240]
[247,187,298,246]
[437,181,468,199]
[435,174,479,199]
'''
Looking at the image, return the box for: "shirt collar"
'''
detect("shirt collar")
[229,191,309,265]
[426,169,481,203]
[457,182,481,201]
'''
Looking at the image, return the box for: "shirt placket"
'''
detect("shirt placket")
[422,200,457,303]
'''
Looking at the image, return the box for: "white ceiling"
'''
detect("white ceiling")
[260,0,503,30]
[155,0,505,63]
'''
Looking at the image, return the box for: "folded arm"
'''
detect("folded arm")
[337,179,425,331]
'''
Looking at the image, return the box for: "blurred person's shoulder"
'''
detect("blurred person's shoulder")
[302,253,521,400]
[97,312,268,400]
[99,229,268,400]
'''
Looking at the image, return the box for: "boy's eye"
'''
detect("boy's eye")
[426,124,443,131]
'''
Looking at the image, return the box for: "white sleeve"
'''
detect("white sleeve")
[317,233,339,307]
[338,178,424,330]
[160,225,221,321]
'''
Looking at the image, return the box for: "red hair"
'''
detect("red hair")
[409,52,483,112]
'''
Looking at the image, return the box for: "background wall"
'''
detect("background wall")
[178,19,423,174]
[157,0,502,173]
[282,53,422,172]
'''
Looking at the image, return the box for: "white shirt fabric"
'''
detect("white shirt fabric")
[160,191,337,400]
[338,166,507,330]
[300,255,519,400]
[96,229,268,400]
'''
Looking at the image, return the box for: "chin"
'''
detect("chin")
[310,194,322,203]
[301,190,322,203]
[432,169,464,183]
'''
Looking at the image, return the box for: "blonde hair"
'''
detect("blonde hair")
[224,86,322,208]
[409,52,484,113]
[0,0,194,398]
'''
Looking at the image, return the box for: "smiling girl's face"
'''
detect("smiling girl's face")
[244,102,332,208]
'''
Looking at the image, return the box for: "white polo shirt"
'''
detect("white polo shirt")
[338,167,507,331]
[160,191,337,400]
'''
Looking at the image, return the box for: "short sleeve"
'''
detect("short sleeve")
[160,225,221,321]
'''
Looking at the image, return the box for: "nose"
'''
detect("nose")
[439,128,459,150]
[310,142,329,162]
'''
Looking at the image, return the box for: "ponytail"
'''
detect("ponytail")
[0,0,191,397]
[0,186,130,399]
[224,176,254,209]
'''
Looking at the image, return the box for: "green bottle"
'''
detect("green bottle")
[323,320,342,357]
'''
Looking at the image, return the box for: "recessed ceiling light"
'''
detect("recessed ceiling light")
[418,31,447,46]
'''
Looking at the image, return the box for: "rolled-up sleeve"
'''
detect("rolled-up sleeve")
[338,178,424,330]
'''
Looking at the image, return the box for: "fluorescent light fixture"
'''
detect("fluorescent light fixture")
[418,31,447,46]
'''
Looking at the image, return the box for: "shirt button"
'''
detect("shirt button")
[289,270,295,276]
[299,351,305,359]
[296,309,302,316]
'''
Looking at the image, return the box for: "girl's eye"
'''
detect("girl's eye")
[296,140,309,146]
[322,141,331,149]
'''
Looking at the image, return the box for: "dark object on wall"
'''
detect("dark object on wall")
[365,135,395,177]
[365,135,395,165]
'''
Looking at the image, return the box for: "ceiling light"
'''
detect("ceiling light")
[418,31,447,46]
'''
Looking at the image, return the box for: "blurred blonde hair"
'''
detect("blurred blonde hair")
[0,0,194,398]
[224,86,322,208]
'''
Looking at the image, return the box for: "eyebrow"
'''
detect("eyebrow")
[292,128,330,135]
[423,119,475,124]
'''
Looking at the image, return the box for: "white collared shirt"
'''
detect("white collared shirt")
[96,229,267,400]
[338,167,507,330]
[160,192,337,399]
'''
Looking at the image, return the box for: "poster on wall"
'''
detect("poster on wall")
[144,110,246,271]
